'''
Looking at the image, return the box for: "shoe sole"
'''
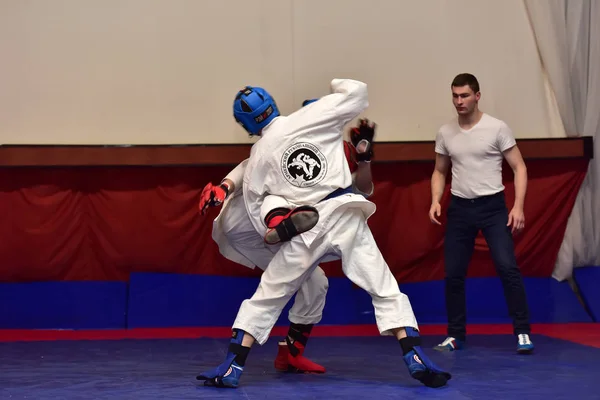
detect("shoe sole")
[275,365,325,374]
[517,348,534,355]
[412,371,450,388]
[433,346,460,352]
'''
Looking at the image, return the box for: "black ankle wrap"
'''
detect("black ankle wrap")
[399,336,421,355]
[286,323,313,356]
[228,343,251,366]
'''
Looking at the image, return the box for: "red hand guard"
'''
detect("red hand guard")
[198,182,229,215]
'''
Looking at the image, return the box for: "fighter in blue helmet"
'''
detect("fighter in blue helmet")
[230,86,321,243]
[197,80,450,389]
[198,95,374,376]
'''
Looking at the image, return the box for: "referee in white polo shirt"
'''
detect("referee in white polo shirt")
[429,73,534,354]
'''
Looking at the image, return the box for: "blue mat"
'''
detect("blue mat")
[355,277,592,324]
[0,334,598,399]
[126,272,302,328]
[0,281,127,329]
[574,266,600,321]
[127,273,592,328]
[0,273,591,330]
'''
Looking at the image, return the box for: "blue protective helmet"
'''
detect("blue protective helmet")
[233,86,280,135]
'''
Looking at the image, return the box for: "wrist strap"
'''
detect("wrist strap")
[219,181,231,197]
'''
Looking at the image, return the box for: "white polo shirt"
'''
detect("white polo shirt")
[435,113,516,199]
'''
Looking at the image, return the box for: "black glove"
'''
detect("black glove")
[350,118,376,162]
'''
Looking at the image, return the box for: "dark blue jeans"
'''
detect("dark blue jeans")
[444,191,531,341]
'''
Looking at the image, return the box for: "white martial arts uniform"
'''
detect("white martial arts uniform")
[211,148,373,326]
[212,159,329,326]
[233,78,418,345]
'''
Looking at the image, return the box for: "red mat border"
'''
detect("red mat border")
[1,323,598,348]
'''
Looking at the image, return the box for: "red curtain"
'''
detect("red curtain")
[0,159,589,283]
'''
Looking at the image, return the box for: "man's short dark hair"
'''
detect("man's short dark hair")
[451,73,480,93]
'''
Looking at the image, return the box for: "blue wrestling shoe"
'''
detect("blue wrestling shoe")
[196,329,249,388]
[517,334,534,354]
[402,328,451,388]
[197,360,244,388]
[433,336,465,352]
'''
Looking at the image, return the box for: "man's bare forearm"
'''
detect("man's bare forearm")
[431,170,446,204]
[512,165,527,210]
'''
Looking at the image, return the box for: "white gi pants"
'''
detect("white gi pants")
[216,193,329,326]
[233,206,419,345]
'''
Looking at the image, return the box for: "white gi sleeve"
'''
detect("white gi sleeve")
[223,158,249,195]
[310,79,369,132]
[329,78,369,127]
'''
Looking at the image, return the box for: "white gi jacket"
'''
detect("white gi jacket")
[242,78,377,248]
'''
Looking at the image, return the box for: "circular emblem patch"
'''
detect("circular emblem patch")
[281,142,327,187]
